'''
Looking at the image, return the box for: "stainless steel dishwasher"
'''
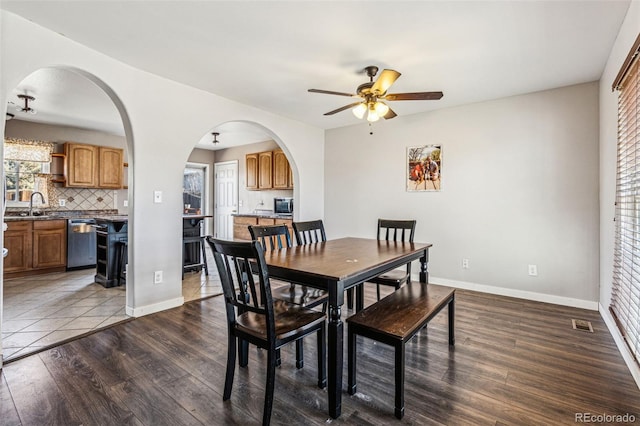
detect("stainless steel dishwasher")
[67,218,97,269]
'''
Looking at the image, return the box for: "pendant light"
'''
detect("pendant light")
[16,94,37,115]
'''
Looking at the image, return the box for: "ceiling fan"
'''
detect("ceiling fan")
[308,65,443,122]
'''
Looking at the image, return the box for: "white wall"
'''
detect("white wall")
[0,11,324,326]
[598,0,640,386]
[326,82,600,308]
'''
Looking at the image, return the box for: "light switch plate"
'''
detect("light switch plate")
[123,200,128,207]
[154,190,162,203]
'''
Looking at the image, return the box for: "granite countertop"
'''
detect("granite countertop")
[183,214,213,219]
[233,212,293,219]
[4,209,121,222]
[94,215,128,222]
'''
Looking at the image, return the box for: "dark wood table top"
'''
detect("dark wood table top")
[264,237,432,287]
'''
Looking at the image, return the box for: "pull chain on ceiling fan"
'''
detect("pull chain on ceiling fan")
[308,65,443,122]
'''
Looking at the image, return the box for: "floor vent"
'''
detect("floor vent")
[572,319,594,333]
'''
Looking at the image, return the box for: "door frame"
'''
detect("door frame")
[185,161,211,235]
[214,160,239,240]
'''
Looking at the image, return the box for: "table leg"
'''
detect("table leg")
[419,248,429,283]
[327,303,343,418]
[448,295,455,346]
[355,284,364,312]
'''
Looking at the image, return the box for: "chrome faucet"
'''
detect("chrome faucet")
[29,191,45,216]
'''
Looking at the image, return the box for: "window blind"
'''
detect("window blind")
[611,55,640,365]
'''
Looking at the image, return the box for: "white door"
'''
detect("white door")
[214,160,238,240]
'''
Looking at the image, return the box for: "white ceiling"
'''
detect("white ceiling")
[1,0,631,150]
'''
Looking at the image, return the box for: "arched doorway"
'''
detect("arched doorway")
[180,120,298,302]
[1,67,133,363]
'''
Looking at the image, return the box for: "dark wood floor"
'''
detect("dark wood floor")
[1,286,639,425]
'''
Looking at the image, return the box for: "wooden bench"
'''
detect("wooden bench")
[347,283,455,419]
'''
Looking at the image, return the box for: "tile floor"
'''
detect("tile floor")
[2,245,222,362]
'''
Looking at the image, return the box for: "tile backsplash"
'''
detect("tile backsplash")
[55,187,117,211]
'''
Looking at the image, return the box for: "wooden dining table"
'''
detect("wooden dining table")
[263,237,432,419]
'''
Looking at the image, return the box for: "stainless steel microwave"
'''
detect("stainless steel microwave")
[274,197,293,215]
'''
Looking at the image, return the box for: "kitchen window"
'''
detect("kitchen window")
[3,138,53,207]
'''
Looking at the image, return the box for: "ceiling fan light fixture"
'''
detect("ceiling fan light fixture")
[374,101,389,117]
[352,102,367,119]
[366,105,380,122]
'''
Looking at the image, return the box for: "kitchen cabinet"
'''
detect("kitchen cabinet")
[233,216,256,240]
[65,143,98,187]
[246,153,259,190]
[64,142,124,188]
[4,219,67,278]
[4,221,32,273]
[258,151,273,189]
[273,150,293,189]
[98,147,124,188]
[233,215,293,241]
[33,220,67,269]
[245,149,293,190]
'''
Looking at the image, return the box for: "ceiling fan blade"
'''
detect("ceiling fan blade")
[384,91,444,101]
[371,69,401,95]
[324,102,363,116]
[309,88,357,97]
[383,108,397,120]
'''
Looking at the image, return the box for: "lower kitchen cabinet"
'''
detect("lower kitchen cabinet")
[233,215,293,241]
[4,219,67,278]
[33,220,67,269]
[4,221,32,273]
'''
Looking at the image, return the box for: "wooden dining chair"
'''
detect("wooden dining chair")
[207,237,326,426]
[292,219,327,245]
[368,219,417,301]
[249,224,328,368]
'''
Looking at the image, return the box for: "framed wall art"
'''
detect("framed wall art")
[407,144,442,191]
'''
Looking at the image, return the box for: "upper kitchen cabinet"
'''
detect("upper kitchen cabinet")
[98,146,123,188]
[64,142,124,188]
[273,149,292,189]
[258,151,273,189]
[246,153,258,190]
[65,143,99,187]
[246,149,293,190]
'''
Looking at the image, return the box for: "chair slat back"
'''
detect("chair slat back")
[292,220,327,245]
[377,219,416,243]
[249,224,292,251]
[206,237,275,338]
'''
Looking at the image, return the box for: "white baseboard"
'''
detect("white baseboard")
[599,303,640,389]
[424,275,599,310]
[125,296,184,317]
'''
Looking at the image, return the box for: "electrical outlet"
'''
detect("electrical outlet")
[58,199,66,207]
[154,270,163,284]
[462,258,469,269]
[528,264,538,276]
